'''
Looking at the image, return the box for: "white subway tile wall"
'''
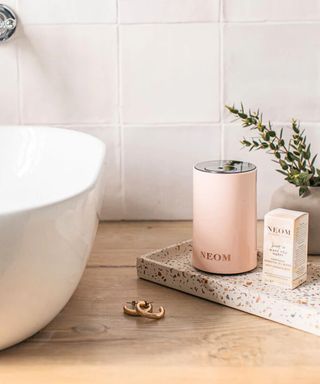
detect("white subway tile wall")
[59,125,123,220]
[123,125,221,219]
[17,0,117,24]
[224,0,320,21]
[224,24,320,122]
[120,23,220,124]
[0,0,318,219]
[18,25,118,124]
[118,0,220,23]
[0,43,19,124]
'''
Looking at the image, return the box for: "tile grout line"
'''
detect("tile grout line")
[14,41,22,124]
[20,21,219,26]
[20,121,320,127]
[219,0,225,160]
[18,20,320,26]
[15,0,22,125]
[116,0,126,219]
[220,20,320,25]
[20,122,221,127]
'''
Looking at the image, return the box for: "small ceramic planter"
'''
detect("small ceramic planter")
[270,184,320,254]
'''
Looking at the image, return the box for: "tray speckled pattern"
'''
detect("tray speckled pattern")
[137,240,320,336]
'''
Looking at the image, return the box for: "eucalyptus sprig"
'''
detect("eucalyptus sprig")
[225,103,320,197]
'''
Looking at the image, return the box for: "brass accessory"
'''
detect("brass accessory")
[123,300,153,317]
[136,300,165,320]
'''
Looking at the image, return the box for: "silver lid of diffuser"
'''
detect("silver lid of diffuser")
[194,160,256,174]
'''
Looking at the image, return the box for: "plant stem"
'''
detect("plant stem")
[225,103,320,196]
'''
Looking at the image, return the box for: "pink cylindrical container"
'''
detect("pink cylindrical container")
[192,160,257,274]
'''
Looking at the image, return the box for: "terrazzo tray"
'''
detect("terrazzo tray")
[137,240,320,336]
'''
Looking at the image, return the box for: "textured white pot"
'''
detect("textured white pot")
[270,184,320,254]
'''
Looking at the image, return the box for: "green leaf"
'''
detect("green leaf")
[292,119,300,134]
[269,130,276,137]
[311,154,318,166]
[280,127,283,139]
[305,144,311,160]
[299,186,310,197]
[286,152,295,162]
[241,139,251,147]
[225,105,238,114]
[264,132,270,141]
[279,160,288,170]
[299,187,308,197]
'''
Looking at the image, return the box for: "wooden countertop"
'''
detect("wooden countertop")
[2,221,320,383]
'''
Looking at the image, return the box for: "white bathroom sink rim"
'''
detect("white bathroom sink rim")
[0,125,106,217]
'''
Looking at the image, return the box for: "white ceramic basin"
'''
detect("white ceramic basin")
[0,126,105,350]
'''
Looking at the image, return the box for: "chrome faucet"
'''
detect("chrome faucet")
[0,4,17,42]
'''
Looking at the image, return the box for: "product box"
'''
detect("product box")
[263,208,309,289]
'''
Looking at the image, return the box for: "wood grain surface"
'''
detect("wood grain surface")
[1,221,320,384]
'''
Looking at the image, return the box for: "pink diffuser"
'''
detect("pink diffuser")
[192,160,257,274]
